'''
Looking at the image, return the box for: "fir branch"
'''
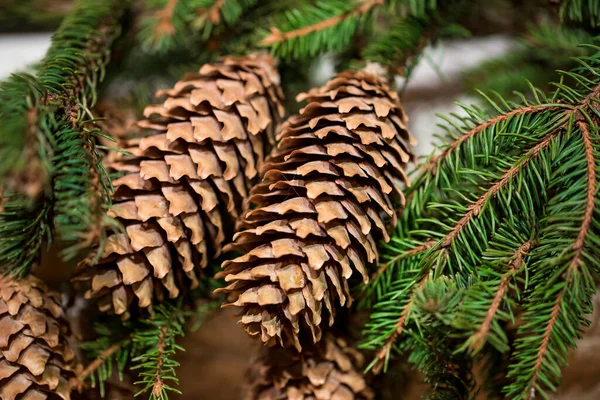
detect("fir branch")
[363,45,600,397]
[258,0,383,59]
[423,104,557,176]
[368,240,434,284]
[509,119,597,399]
[469,240,531,352]
[75,344,123,389]
[154,0,179,40]
[0,0,128,272]
[261,0,382,46]
[369,107,572,371]
[152,327,168,397]
[131,304,186,399]
[207,0,227,23]
[441,127,561,247]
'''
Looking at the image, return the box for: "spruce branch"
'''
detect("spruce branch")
[468,240,531,353]
[75,344,124,391]
[260,0,383,46]
[258,0,384,59]
[423,104,558,176]
[207,0,227,23]
[0,0,128,273]
[507,119,598,399]
[362,45,600,397]
[153,0,179,40]
[131,304,186,399]
[368,240,434,285]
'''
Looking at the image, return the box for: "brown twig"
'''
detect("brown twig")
[152,326,168,397]
[372,124,562,371]
[373,276,428,373]
[154,0,178,40]
[260,0,383,46]
[528,120,597,399]
[369,240,435,284]
[423,104,556,175]
[207,0,226,23]
[470,240,531,352]
[441,127,562,248]
[74,344,122,389]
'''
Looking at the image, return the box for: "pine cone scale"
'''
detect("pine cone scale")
[0,276,79,400]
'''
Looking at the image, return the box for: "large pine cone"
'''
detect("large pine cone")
[0,275,79,400]
[75,55,284,317]
[245,334,374,400]
[219,71,416,350]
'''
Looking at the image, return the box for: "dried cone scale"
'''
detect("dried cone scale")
[219,70,416,350]
[245,334,374,400]
[76,55,284,317]
[0,275,80,400]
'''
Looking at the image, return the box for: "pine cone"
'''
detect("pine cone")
[75,55,284,317]
[0,275,80,400]
[219,70,416,350]
[245,334,374,400]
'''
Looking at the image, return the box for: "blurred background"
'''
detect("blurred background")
[1,0,599,398]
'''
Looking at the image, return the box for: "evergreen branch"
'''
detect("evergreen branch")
[469,240,531,352]
[368,240,434,284]
[441,127,561,247]
[154,0,179,40]
[208,0,227,23]
[423,104,557,176]
[0,0,128,272]
[369,110,570,371]
[260,0,382,46]
[79,297,217,398]
[371,277,424,373]
[131,304,186,399]
[0,199,50,276]
[75,344,123,389]
[363,44,600,397]
[559,0,600,28]
[572,120,596,254]
[520,120,596,399]
[152,327,168,397]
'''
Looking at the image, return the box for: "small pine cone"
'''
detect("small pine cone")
[75,55,284,317]
[0,275,80,400]
[245,334,374,400]
[219,71,416,349]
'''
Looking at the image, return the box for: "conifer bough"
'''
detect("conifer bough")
[361,47,600,398]
[0,0,129,275]
[219,70,416,351]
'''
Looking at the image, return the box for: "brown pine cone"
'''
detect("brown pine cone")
[245,333,374,400]
[218,70,415,350]
[0,275,80,400]
[75,55,284,317]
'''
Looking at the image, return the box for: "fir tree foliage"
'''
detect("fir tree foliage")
[79,299,219,399]
[0,0,129,274]
[559,0,600,28]
[361,46,600,398]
